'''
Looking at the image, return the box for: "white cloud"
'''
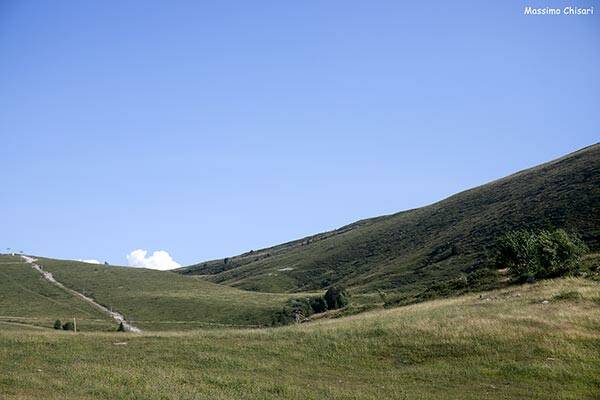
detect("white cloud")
[126,249,181,271]
[78,259,101,264]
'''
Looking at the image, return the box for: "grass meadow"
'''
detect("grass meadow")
[2,277,599,399]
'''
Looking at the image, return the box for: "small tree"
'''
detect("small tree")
[324,286,349,309]
[536,229,587,278]
[53,319,62,330]
[496,229,587,281]
[496,230,539,279]
[117,322,126,332]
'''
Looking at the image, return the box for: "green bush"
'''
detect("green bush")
[271,309,294,326]
[324,286,349,309]
[289,298,313,317]
[117,322,125,332]
[536,229,587,278]
[496,229,587,281]
[53,319,62,330]
[309,297,328,313]
[271,296,332,326]
[62,321,75,331]
[496,230,539,279]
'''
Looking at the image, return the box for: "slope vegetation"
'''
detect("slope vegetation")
[34,257,294,330]
[0,255,113,331]
[1,278,599,399]
[180,143,600,293]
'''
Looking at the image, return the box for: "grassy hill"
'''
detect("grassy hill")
[0,255,114,331]
[1,277,599,399]
[179,143,600,293]
[1,255,298,331]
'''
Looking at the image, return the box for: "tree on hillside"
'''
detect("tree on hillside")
[496,230,539,278]
[53,319,62,330]
[324,286,349,309]
[117,322,125,332]
[496,229,587,281]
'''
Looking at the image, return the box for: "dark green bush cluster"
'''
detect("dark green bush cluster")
[54,319,75,331]
[271,297,315,326]
[271,286,349,326]
[309,296,328,313]
[496,229,587,281]
[62,321,75,331]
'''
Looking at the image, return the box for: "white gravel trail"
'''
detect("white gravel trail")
[21,255,142,333]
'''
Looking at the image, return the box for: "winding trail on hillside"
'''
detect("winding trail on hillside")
[21,255,142,333]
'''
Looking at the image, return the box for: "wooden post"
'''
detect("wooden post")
[73,317,77,333]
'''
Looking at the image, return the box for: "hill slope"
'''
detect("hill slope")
[0,255,114,331]
[2,278,599,399]
[1,255,295,331]
[179,143,600,293]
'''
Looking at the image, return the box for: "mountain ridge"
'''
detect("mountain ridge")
[179,143,600,293]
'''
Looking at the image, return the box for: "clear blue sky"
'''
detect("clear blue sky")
[1,1,598,267]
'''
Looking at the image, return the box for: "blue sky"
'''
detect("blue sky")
[1,1,598,268]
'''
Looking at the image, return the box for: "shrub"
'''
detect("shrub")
[536,229,587,278]
[324,286,349,309]
[62,321,74,331]
[496,229,587,281]
[271,309,294,326]
[53,319,62,330]
[309,297,328,313]
[288,298,313,318]
[272,298,314,326]
[496,230,539,279]
[117,322,125,332]
[272,296,333,326]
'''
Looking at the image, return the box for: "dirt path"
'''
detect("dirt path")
[21,255,142,333]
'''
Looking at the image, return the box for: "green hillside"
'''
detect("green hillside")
[179,143,600,293]
[0,255,114,331]
[2,278,599,399]
[2,255,296,331]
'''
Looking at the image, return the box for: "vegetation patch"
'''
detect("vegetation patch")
[551,290,582,301]
[495,229,588,282]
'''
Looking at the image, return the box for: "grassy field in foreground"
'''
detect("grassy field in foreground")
[32,257,299,330]
[1,278,599,399]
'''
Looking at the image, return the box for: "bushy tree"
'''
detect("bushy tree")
[324,286,349,309]
[536,229,587,278]
[53,319,62,330]
[496,230,539,278]
[496,229,587,281]
[117,322,125,332]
